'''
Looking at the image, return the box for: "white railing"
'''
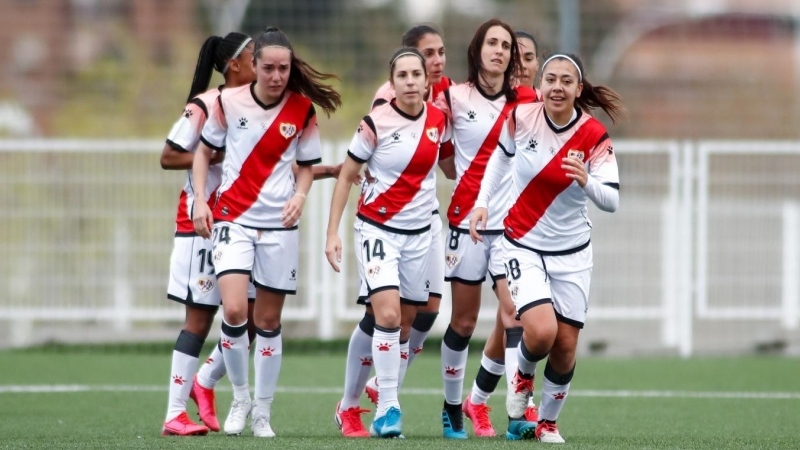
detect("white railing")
[0,139,798,355]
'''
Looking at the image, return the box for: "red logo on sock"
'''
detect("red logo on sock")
[553,392,567,400]
[205,357,214,364]
[221,339,233,349]
[444,366,460,375]
[400,351,408,360]
[260,347,275,356]
[376,343,392,352]
[412,347,423,354]
[359,357,373,366]
[172,375,186,385]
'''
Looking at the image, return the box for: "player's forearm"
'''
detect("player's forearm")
[160,145,194,170]
[475,149,511,209]
[191,144,214,200]
[313,164,336,180]
[326,159,361,235]
[583,176,619,212]
[294,165,314,196]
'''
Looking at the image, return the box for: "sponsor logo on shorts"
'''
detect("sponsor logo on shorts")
[198,277,214,293]
[279,123,297,139]
[424,280,430,291]
[221,206,229,216]
[567,149,585,161]
[213,250,224,263]
[289,269,296,281]
[378,206,387,215]
[367,263,382,279]
[445,253,460,269]
[509,282,519,300]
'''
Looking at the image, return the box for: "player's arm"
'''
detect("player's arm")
[191,142,215,239]
[325,156,364,273]
[160,143,194,170]
[576,135,619,212]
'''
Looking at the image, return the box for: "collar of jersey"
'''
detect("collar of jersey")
[544,106,582,134]
[250,82,285,111]
[390,99,424,121]
[474,82,505,101]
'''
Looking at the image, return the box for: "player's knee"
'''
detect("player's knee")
[374,308,401,329]
[222,305,248,326]
[450,310,478,336]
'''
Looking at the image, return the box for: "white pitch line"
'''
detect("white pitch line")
[1,385,799,400]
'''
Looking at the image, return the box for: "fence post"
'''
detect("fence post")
[114,221,132,332]
[782,201,799,330]
[678,141,694,357]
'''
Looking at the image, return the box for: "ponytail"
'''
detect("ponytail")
[186,36,221,103]
[254,27,342,117]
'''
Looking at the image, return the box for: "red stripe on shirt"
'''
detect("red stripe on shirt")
[175,190,193,233]
[504,117,606,241]
[447,86,537,227]
[212,93,311,223]
[358,106,445,224]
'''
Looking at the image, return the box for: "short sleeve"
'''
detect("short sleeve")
[296,105,321,165]
[200,96,228,151]
[587,135,619,189]
[347,116,378,163]
[166,100,208,153]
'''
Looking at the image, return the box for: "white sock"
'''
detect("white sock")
[165,330,204,422]
[504,327,524,391]
[340,317,375,410]
[539,362,574,422]
[254,326,282,406]
[373,325,401,416]
[407,311,437,366]
[221,319,250,400]
[196,341,226,389]
[441,325,470,405]
[470,353,504,405]
[397,340,410,390]
[517,342,539,377]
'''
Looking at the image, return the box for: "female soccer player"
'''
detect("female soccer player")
[192,26,341,438]
[515,31,539,89]
[470,53,624,443]
[334,24,454,439]
[160,32,255,437]
[326,47,448,439]
[433,19,537,439]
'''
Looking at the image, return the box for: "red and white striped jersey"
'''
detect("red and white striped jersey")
[435,84,537,231]
[201,83,321,229]
[500,103,619,252]
[165,87,222,235]
[348,101,448,233]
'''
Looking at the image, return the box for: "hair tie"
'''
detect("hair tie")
[222,37,252,74]
[542,54,582,82]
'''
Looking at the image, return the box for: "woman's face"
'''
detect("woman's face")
[390,55,427,108]
[480,25,512,77]
[416,33,446,85]
[541,58,583,119]
[255,46,291,100]
[516,37,538,88]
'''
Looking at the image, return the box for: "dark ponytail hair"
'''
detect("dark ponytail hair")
[388,47,427,78]
[186,32,252,103]
[466,19,521,103]
[544,53,626,124]
[402,24,441,48]
[254,27,342,116]
[515,30,538,54]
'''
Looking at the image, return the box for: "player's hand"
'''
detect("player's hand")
[209,151,225,166]
[364,168,375,184]
[282,194,305,228]
[469,207,488,244]
[562,156,588,187]
[193,201,213,239]
[325,234,343,272]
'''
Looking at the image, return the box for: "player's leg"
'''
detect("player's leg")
[504,242,558,440]
[397,302,418,390]
[534,246,591,444]
[163,236,217,436]
[336,304,373,438]
[441,227,487,439]
[213,222,255,435]
[407,213,444,363]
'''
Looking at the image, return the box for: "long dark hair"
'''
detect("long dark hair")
[254,27,342,116]
[467,19,521,102]
[543,53,626,124]
[402,24,441,48]
[186,32,251,103]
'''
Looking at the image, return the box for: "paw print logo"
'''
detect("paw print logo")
[238,117,248,128]
[467,111,477,120]
[553,391,567,400]
[412,347,423,354]
[376,342,392,352]
[183,109,193,119]
[425,280,430,290]
[172,375,186,385]
[608,146,614,154]
[221,339,233,349]
[391,132,401,142]
[357,124,363,133]
[359,357,373,366]
[400,351,409,360]
[290,269,296,281]
[527,138,538,152]
[444,366,460,375]
[260,347,275,356]
[205,357,214,364]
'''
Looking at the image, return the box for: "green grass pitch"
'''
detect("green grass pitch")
[1,349,798,449]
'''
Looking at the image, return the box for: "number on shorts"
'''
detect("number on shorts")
[197,248,214,274]
[505,258,521,280]
[448,230,460,250]
[363,239,386,263]
[213,225,231,245]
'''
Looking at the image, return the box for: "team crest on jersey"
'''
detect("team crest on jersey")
[198,277,214,293]
[567,149,585,161]
[445,253,461,269]
[367,263,382,279]
[426,127,439,143]
[279,123,297,139]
